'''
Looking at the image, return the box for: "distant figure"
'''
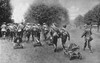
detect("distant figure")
[81,26,93,53]
[1,22,7,39]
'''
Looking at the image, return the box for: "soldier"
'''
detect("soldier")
[81,25,93,53]
[37,24,41,42]
[42,23,49,40]
[17,23,24,38]
[52,28,60,52]
[24,23,31,41]
[49,23,58,45]
[8,23,16,41]
[32,23,37,41]
[1,22,7,39]
[60,25,70,49]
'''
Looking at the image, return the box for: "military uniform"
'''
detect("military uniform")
[8,24,16,40]
[36,24,41,42]
[81,28,93,53]
[24,24,31,41]
[60,26,70,49]
[43,23,49,40]
[17,24,24,38]
[32,24,38,41]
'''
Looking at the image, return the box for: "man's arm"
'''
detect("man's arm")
[81,31,86,38]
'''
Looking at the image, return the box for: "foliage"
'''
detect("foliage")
[74,15,84,27]
[84,4,100,25]
[0,0,12,25]
[25,4,69,26]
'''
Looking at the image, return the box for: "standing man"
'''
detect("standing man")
[81,25,93,53]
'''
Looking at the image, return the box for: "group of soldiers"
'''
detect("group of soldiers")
[0,22,93,53]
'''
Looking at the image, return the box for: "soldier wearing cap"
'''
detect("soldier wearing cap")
[81,24,93,53]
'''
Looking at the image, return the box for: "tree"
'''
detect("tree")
[84,4,100,31]
[0,0,12,25]
[84,10,94,24]
[92,4,100,31]
[74,15,84,27]
[25,4,69,27]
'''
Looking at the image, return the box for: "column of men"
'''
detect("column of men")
[0,22,93,53]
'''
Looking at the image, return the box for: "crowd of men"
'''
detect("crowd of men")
[0,22,93,53]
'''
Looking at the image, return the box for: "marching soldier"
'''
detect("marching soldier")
[37,24,41,42]
[32,24,38,41]
[32,24,42,47]
[24,23,31,41]
[52,28,60,52]
[81,25,93,53]
[60,25,70,49]
[42,23,49,40]
[17,23,24,38]
[7,23,17,41]
[49,23,58,45]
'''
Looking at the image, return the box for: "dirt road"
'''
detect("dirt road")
[0,28,100,63]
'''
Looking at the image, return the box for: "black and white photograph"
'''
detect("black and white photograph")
[0,0,100,63]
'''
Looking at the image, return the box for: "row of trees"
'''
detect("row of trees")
[25,3,69,27]
[74,4,100,31]
[0,0,12,25]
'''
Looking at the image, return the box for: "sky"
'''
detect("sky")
[10,0,100,23]
[60,0,100,20]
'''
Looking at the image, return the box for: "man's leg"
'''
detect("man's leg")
[88,41,93,53]
[83,39,87,51]
[62,39,66,49]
